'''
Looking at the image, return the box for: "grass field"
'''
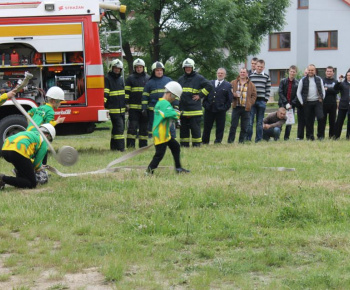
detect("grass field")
[1,118,350,289]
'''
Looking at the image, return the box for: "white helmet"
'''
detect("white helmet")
[40,123,56,141]
[109,59,123,71]
[46,86,65,101]
[182,58,195,70]
[165,81,182,99]
[151,61,165,71]
[133,58,145,68]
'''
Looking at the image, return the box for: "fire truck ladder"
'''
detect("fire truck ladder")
[100,1,124,78]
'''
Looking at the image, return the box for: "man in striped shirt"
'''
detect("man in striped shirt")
[247,59,271,143]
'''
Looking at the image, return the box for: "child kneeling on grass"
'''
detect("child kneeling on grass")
[0,124,55,190]
[147,81,189,175]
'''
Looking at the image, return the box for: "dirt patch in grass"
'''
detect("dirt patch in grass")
[0,265,115,289]
[0,253,11,277]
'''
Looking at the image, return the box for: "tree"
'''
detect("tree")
[102,0,290,78]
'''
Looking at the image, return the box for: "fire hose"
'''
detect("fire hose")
[44,144,170,177]
[12,72,79,166]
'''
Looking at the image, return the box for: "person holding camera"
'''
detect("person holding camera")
[334,71,350,139]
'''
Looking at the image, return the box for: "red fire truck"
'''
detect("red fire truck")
[0,0,126,147]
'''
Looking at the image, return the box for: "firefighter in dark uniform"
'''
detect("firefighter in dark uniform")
[142,61,174,138]
[104,59,126,151]
[178,58,213,147]
[125,58,150,148]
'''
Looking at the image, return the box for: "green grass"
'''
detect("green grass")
[2,119,350,288]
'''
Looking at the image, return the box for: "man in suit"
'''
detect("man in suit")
[202,68,233,144]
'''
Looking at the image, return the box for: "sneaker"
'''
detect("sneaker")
[175,168,190,174]
[36,170,49,185]
[0,173,5,190]
[145,167,154,176]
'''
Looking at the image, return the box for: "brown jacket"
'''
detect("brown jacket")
[231,77,257,111]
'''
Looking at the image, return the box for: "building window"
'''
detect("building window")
[298,0,309,9]
[269,33,291,51]
[315,31,338,50]
[269,69,288,86]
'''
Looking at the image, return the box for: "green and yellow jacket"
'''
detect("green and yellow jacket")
[2,131,48,170]
[27,103,56,131]
[152,98,180,145]
[0,92,8,106]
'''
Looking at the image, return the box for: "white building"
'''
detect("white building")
[249,0,350,94]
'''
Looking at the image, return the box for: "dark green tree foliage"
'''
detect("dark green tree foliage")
[102,0,290,78]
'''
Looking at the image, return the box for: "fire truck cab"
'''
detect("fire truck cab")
[0,0,124,147]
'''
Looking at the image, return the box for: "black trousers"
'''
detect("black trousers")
[1,150,37,189]
[304,101,324,140]
[148,138,181,170]
[284,125,292,140]
[318,103,337,139]
[334,108,350,139]
[180,115,202,147]
[202,109,227,144]
[110,113,125,151]
[297,106,306,140]
[227,106,250,143]
[126,109,148,148]
[147,110,154,137]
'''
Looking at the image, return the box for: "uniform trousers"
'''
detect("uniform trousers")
[1,150,37,189]
[127,109,148,148]
[180,115,202,147]
[110,113,125,151]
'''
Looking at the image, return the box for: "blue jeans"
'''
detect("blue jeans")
[247,99,266,142]
[228,106,250,143]
[263,127,281,141]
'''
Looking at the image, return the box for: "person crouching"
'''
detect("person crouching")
[0,124,55,190]
[262,107,287,141]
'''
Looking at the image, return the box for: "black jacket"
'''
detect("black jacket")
[278,77,299,108]
[323,77,339,105]
[104,71,125,114]
[301,75,324,103]
[334,81,350,110]
[125,71,150,110]
[178,71,213,116]
[203,80,233,112]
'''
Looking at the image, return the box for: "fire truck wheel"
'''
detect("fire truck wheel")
[0,114,27,150]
